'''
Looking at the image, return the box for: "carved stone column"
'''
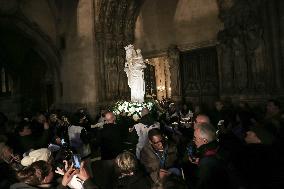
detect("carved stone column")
[94,0,144,103]
[267,1,282,91]
[116,37,129,99]
[279,0,284,75]
[104,34,119,100]
[95,32,106,101]
[167,45,182,102]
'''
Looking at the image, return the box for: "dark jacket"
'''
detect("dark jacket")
[114,171,152,189]
[97,123,123,160]
[8,130,50,155]
[140,142,178,183]
[10,183,67,189]
[195,141,231,189]
[239,143,284,189]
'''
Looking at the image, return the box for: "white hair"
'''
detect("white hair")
[195,123,216,142]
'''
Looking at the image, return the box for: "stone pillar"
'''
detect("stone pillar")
[278,0,284,86]
[61,0,98,114]
[95,32,106,101]
[167,45,182,102]
[269,1,282,91]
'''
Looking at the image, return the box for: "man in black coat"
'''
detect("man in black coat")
[193,123,231,189]
[97,112,123,160]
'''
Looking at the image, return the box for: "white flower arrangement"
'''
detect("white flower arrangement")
[112,100,154,120]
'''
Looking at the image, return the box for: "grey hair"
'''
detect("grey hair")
[195,123,216,142]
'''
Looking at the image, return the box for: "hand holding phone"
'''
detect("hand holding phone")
[76,161,91,181]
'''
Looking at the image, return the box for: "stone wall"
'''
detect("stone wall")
[59,0,98,114]
[134,0,223,54]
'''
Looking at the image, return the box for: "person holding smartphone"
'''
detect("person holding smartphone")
[55,160,98,189]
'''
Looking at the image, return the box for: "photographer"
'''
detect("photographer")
[11,160,97,189]
[10,160,97,189]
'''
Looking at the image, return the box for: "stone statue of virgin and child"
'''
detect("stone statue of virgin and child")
[124,45,147,103]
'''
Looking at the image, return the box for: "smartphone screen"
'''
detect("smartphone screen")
[72,154,81,169]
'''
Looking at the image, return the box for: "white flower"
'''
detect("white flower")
[129,106,135,114]
[118,106,123,111]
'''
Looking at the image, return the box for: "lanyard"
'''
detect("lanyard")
[153,145,168,168]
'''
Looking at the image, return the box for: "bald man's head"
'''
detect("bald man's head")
[194,114,210,129]
[105,112,116,124]
[141,108,149,117]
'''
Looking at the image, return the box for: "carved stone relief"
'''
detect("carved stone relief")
[95,0,145,101]
[217,0,267,95]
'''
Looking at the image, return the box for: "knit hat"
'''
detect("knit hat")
[21,148,51,166]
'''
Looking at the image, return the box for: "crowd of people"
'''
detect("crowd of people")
[0,98,284,189]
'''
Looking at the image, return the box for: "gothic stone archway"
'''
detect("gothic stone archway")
[0,10,61,116]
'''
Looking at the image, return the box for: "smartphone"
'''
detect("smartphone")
[61,139,66,145]
[217,120,224,126]
[72,154,81,169]
[187,143,197,160]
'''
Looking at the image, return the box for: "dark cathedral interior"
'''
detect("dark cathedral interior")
[0,0,284,189]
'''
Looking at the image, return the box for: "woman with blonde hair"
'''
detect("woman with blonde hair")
[114,151,152,189]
